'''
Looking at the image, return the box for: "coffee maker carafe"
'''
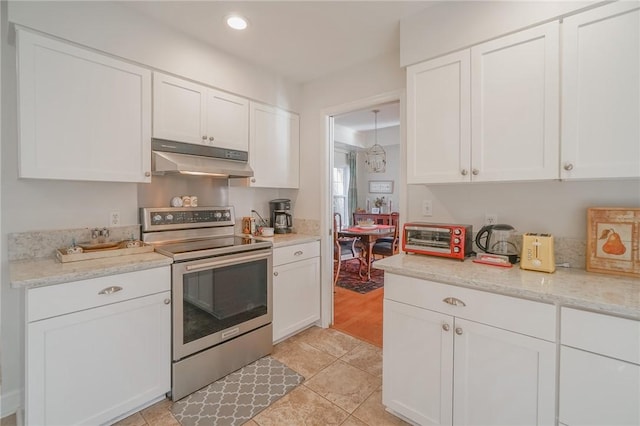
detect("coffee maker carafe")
[269,199,293,234]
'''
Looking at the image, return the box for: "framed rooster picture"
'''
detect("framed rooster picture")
[587,207,640,277]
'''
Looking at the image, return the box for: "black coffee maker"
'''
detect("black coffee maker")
[269,199,293,234]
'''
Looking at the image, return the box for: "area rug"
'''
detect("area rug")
[171,356,304,426]
[336,259,384,294]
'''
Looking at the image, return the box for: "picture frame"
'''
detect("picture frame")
[371,207,381,214]
[369,180,393,194]
[586,207,640,278]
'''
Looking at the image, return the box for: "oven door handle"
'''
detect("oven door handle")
[184,252,270,271]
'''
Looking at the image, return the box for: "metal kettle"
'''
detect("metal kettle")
[475,224,520,264]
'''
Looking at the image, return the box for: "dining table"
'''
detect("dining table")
[338,224,396,281]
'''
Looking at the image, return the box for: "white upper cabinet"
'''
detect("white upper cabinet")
[249,102,300,188]
[407,50,471,184]
[471,22,559,181]
[561,1,640,179]
[153,72,249,152]
[17,28,152,183]
[407,22,559,183]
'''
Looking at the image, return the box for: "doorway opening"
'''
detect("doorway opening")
[329,99,400,348]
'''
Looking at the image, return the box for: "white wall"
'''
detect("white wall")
[408,180,640,239]
[1,1,302,416]
[401,0,596,66]
[298,50,405,221]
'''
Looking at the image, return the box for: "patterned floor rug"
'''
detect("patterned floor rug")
[171,356,304,426]
[336,259,384,294]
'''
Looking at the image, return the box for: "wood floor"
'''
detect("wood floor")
[332,285,383,348]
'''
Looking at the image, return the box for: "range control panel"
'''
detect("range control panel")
[140,206,235,231]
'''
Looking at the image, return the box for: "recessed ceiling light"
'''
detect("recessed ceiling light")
[226,15,248,30]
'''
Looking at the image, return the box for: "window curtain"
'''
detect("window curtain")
[347,151,357,226]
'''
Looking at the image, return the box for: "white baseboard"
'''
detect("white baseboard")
[1,388,22,419]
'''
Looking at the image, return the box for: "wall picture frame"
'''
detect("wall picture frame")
[586,207,640,278]
[369,180,393,194]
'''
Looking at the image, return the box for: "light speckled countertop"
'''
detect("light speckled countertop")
[10,252,173,289]
[250,233,321,248]
[10,233,320,289]
[374,254,639,320]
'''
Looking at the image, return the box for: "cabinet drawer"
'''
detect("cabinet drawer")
[273,241,319,266]
[561,307,640,364]
[27,266,170,322]
[385,273,556,341]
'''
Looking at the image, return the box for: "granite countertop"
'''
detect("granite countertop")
[10,252,174,289]
[374,254,640,320]
[250,233,321,248]
[11,233,321,289]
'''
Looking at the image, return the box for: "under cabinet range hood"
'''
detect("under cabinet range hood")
[152,139,253,178]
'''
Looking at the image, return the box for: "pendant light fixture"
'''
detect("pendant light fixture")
[365,109,386,173]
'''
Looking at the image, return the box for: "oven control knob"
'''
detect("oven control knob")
[454,238,460,244]
[224,211,231,218]
[453,229,461,235]
[453,246,460,253]
[153,214,162,222]
[166,214,174,221]
[214,212,222,219]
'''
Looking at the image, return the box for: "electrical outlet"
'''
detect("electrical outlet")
[422,200,433,216]
[485,213,498,225]
[109,211,121,226]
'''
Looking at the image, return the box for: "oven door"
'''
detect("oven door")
[172,248,272,361]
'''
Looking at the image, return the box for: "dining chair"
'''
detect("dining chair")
[333,212,365,287]
[372,215,400,259]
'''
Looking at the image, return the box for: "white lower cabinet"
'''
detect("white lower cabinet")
[26,267,171,425]
[383,273,556,426]
[559,308,640,426]
[272,241,320,342]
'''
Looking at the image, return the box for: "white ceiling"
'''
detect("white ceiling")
[124,1,431,130]
[124,1,436,84]
[334,101,400,131]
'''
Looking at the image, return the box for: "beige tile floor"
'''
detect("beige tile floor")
[0,327,407,426]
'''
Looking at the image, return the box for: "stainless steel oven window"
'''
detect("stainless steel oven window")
[172,249,273,361]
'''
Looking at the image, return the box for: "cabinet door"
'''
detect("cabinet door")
[471,22,559,181]
[204,89,249,151]
[27,291,171,426]
[272,256,320,342]
[561,2,640,179]
[452,318,556,426]
[559,346,640,426]
[407,50,471,184]
[383,299,454,426]
[17,28,151,183]
[249,102,300,188]
[153,72,206,145]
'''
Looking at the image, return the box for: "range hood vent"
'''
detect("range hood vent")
[151,140,253,178]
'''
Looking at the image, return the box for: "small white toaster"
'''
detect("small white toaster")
[520,233,556,273]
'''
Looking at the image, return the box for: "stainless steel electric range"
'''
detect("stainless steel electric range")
[140,206,273,401]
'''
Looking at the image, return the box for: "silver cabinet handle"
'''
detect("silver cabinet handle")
[209,136,214,141]
[273,271,279,277]
[202,135,207,140]
[294,250,303,256]
[472,169,479,176]
[455,327,463,335]
[461,169,468,176]
[443,297,466,307]
[251,178,256,183]
[442,323,450,332]
[564,163,574,171]
[164,298,171,305]
[144,171,151,177]
[98,286,122,295]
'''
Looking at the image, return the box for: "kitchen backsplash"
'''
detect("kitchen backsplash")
[8,221,585,268]
[8,225,140,261]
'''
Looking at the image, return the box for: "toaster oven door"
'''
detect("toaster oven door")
[405,227,452,253]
